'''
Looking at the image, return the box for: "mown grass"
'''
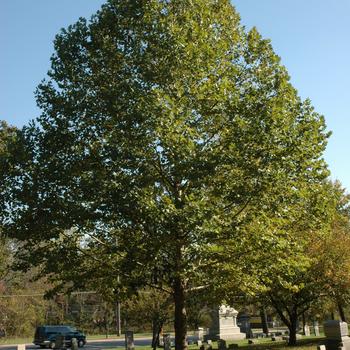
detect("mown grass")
[227,336,324,349]
[99,336,325,350]
[0,337,33,345]
[0,335,325,350]
[186,337,324,350]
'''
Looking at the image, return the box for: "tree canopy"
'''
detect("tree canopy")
[1,1,330,349]
[223,180,350,346]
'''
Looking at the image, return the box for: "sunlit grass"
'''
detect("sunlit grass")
[0,334,325,350]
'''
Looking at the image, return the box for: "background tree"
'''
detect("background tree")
[235,181,349,346]
[311,181,350,321]
[2,1,330,349]
[186,293,213,332]
[0,259,56,337]
[123,289,173,349]
[0,121,18,260]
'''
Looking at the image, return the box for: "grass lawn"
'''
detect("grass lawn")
[184,337,326,350]
[1,335,325,350]
[193,337,324,350]
[0,337,33,345]
[226,337,324,349]
[98,336,325,350]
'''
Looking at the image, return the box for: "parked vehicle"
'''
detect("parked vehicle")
[34,325,86,348]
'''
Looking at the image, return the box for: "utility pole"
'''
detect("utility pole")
[115,299,121,336]
[115,236,121,336]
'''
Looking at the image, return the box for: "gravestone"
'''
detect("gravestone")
[314,321,320,337]
[125,330,135,350]
[323,320,350,350]
[17,345,26,350]
[55,334,65,349]
[304,324,310,336]
[196,328,205,341]
[71,338,78,350]
[163,334,171,350]
[237,313,250,337]
[206,305,246,340]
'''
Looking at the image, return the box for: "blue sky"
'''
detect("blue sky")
[1,0,349,191]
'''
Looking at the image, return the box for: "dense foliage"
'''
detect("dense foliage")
[1,1,332,348]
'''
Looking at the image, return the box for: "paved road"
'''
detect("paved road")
[0,336,191,350]
[0,338,151,350]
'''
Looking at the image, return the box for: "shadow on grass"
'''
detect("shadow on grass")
[238,337,325,349]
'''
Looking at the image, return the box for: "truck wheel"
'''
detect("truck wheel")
[78,340,84,348]
[49,342,55,349]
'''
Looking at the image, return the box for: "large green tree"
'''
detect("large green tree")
[2,1,329,349]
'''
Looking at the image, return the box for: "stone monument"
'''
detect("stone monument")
[55,334,65,349]
[71,338,78,350]
[195,327,205,341]
[237,312,251,338]
[206,305,246,341]
[125,330,135,350]
[314,321,320,337]
[163,334,171,350]
[323,320,350,350]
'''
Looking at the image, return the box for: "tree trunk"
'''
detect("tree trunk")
[302,312,307,335]
[174,277,188,350]
[287,315,298,346]
[105,316,109,338]
[260,307,269,335]
[338,300,346,322]
[152,317,163,350]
